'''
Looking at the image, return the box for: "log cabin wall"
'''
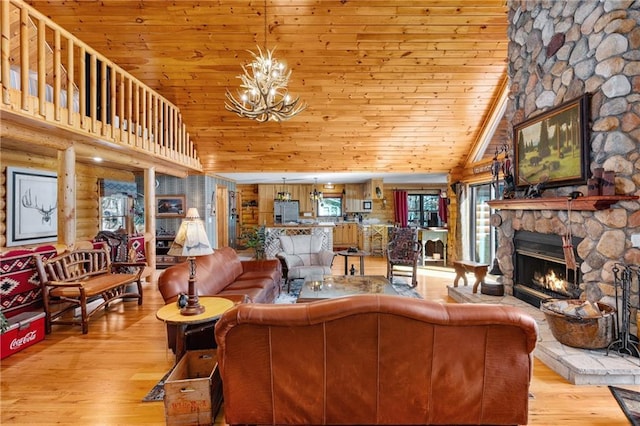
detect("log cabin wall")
[237,184,259,231]
[1,149,136,248]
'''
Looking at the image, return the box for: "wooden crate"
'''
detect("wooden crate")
[164,350,222,425]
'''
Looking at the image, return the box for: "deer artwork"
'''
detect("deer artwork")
[21,189,57,225]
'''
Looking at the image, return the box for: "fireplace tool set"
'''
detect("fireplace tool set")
[607,263,640,361]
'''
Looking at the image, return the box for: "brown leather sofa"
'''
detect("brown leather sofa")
[215,294,538,426]
[158,247,282,352]
[157,246,282,304]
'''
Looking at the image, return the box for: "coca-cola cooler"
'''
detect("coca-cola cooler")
[1,311,45,359]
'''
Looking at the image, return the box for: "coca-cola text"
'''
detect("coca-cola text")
[9,330,38,350]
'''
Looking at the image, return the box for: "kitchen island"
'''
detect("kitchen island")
[264,224,334,259]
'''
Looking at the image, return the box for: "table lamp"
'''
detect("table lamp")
[167,208,213,315]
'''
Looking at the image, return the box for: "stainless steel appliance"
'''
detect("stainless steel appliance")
[274,200,299,224]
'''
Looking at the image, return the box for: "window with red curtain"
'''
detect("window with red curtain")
[393,190,408,227]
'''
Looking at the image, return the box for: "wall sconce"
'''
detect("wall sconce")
[375,186,383,199]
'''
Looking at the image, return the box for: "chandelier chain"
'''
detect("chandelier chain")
[263,0,267,51]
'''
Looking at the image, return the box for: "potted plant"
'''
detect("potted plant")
[239,225,266,259]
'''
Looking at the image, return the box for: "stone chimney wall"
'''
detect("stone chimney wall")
[498,1,639,308]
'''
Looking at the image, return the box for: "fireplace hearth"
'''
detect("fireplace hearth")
[513,231,582,307]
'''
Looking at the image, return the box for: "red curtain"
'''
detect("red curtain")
[438,191,448,225]
[393,190,408,227]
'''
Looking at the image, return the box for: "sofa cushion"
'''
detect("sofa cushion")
[219,286,273,304]
[196,247,243,294]
[236,270,278,282]
[225,278,273,291]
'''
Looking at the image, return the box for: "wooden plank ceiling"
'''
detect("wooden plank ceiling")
[26,0,509,182]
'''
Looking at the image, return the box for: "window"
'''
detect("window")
[408,194,441,227]
[469,183,501,264]
[318,197,342,217]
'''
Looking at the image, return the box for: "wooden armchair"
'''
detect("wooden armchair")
[387,227,422,288]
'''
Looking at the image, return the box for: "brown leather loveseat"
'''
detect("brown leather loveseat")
[157,246,282,304]
[215,294,538,426]
[158,247,282,352]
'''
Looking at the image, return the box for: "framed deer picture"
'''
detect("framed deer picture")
[6,167,58,246]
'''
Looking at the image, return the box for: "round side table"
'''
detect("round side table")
[336,250,369,275]
[156,297,234,361]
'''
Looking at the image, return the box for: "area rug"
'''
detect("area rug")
[142,368,173,402]
[609,386,640,425]
[275,277,422,304]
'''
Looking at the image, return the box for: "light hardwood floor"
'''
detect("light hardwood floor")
[1,255,636,425]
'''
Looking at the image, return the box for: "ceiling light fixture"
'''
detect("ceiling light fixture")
[310,178,323,202]
[224,0,306,122]
[276,177,291,201]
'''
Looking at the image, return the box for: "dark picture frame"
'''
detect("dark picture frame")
[513,94,590,189]
[156,195,185,217]
[6,166,58,247]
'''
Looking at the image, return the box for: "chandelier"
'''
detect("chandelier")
[224,0,306,122]
[309,178,323,202]
[276,178,291,201]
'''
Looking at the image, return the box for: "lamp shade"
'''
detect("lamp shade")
[167,208,214,257]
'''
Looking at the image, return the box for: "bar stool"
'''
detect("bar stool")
[370,225,387,257]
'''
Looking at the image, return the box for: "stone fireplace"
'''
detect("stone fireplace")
[450,1,640,385]
[491,2,640,321]
[492,203,637,307]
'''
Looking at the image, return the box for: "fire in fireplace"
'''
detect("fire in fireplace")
[513,231,583,307]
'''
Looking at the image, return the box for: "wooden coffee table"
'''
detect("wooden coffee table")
[297,275,398,303]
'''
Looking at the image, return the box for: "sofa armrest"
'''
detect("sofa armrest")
[276,252,304,269]
[319,250,336,267]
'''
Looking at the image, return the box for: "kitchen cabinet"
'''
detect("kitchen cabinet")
[333,223,358,247]
[362,178,384,200]
[344,184,363,213]
[362,180,373,200]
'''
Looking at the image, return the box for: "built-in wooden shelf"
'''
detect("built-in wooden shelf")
[487,195,638,211]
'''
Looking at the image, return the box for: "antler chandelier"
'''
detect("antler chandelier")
[225,0,306,122]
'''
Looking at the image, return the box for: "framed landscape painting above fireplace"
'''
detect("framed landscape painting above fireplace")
[513,94,590,189]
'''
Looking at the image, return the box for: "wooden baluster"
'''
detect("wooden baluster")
[53,29,61,121]
[0,0,9,105]
[67,38,74,125]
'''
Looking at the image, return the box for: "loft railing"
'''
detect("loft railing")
[0,0,202,171]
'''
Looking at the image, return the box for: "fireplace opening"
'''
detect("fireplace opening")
[513,231,582,307]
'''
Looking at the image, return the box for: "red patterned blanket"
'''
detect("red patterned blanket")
[1,245,57,318]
